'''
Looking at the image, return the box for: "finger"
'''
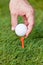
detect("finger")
[24,36,28,38]
[24,33,28,38]
[26,24,34,38]
[11,14,18,31]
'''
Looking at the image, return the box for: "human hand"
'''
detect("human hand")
[9,0,34,38]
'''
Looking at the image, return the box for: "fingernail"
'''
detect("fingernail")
[11,27,15,31]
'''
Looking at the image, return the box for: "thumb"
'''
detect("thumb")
[24,32,29,38]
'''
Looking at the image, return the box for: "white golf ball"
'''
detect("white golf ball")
[15,24,27,36]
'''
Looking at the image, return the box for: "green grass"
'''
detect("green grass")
[0,0,43,65]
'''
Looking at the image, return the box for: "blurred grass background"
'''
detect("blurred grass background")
[0,0,43,65]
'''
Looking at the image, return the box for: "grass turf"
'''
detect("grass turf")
[0,0,43,65]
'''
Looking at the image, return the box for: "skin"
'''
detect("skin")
[9,0,34,38]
